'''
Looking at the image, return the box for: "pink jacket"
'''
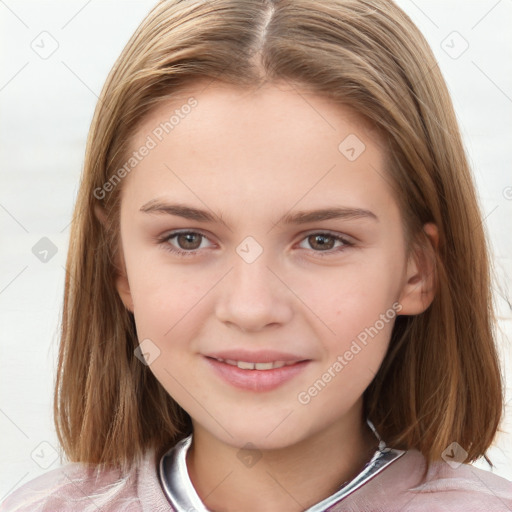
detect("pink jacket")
[1,446,511,511]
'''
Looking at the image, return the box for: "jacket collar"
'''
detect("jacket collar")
[159,420,405,511]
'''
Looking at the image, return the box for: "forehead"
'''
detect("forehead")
[121,81,394,221]
[132,80,380,152]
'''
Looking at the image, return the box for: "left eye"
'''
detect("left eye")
[298,233,350,252]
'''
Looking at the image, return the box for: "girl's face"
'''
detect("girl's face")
[115,82,429,449]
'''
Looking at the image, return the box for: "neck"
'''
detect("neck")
[186,408,378,512]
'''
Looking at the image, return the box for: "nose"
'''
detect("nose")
[215,253,294,333]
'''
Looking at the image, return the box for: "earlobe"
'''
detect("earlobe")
[94,203,108,228]
[116,271,134,313]
[398,223,439,316]
[113,243,134,313]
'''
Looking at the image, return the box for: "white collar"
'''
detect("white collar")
[158,420,405,511]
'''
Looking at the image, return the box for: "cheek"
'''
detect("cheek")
[130,271,203,339]
[300,282,397,412]
[299,254,402,378]
[120,231,200,323]
[298,253,402,328]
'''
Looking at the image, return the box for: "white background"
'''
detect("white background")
[1,0,511,502]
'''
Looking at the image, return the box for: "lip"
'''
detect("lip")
[204,355,311,392]
[204,349,309,364]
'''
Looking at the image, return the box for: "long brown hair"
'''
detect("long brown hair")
[55,0,504,473]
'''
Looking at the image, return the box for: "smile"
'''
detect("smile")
[205,356,311,392]
[212,357,298,370]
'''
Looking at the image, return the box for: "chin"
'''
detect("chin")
[199,417,312,451]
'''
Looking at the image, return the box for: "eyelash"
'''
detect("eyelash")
[156,230,354,258]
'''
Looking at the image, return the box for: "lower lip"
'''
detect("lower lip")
[204,357,310,392]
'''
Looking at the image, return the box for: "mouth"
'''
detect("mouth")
[203,356,311,392]
[206,356,302,370]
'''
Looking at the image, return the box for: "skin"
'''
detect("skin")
[112,81,437,512]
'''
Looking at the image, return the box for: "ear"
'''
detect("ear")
[94,203,108,228]
[397,223,438,316]
[94,203,134,313]
[115,265,134,313]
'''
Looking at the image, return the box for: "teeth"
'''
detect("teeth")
[215,358,295,370]
[237,360,256,370]
[254,362,274,370]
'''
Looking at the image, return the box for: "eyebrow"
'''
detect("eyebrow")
[139,200,378,224]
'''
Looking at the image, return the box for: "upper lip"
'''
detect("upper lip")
[204,350,310,363]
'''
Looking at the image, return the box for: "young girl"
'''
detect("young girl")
[2,0,511,510]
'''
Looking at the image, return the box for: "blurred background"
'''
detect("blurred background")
[1,0,511,501]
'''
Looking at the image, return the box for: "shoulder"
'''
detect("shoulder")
[0,461,139,512]
[336,449,512,512]
[408,452,512,511]
[0,448,173,512]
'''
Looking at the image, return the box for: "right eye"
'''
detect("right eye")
[158,231,214,256]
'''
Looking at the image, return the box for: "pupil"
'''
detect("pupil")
[179,233,200,249]
[311,234,333,250]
